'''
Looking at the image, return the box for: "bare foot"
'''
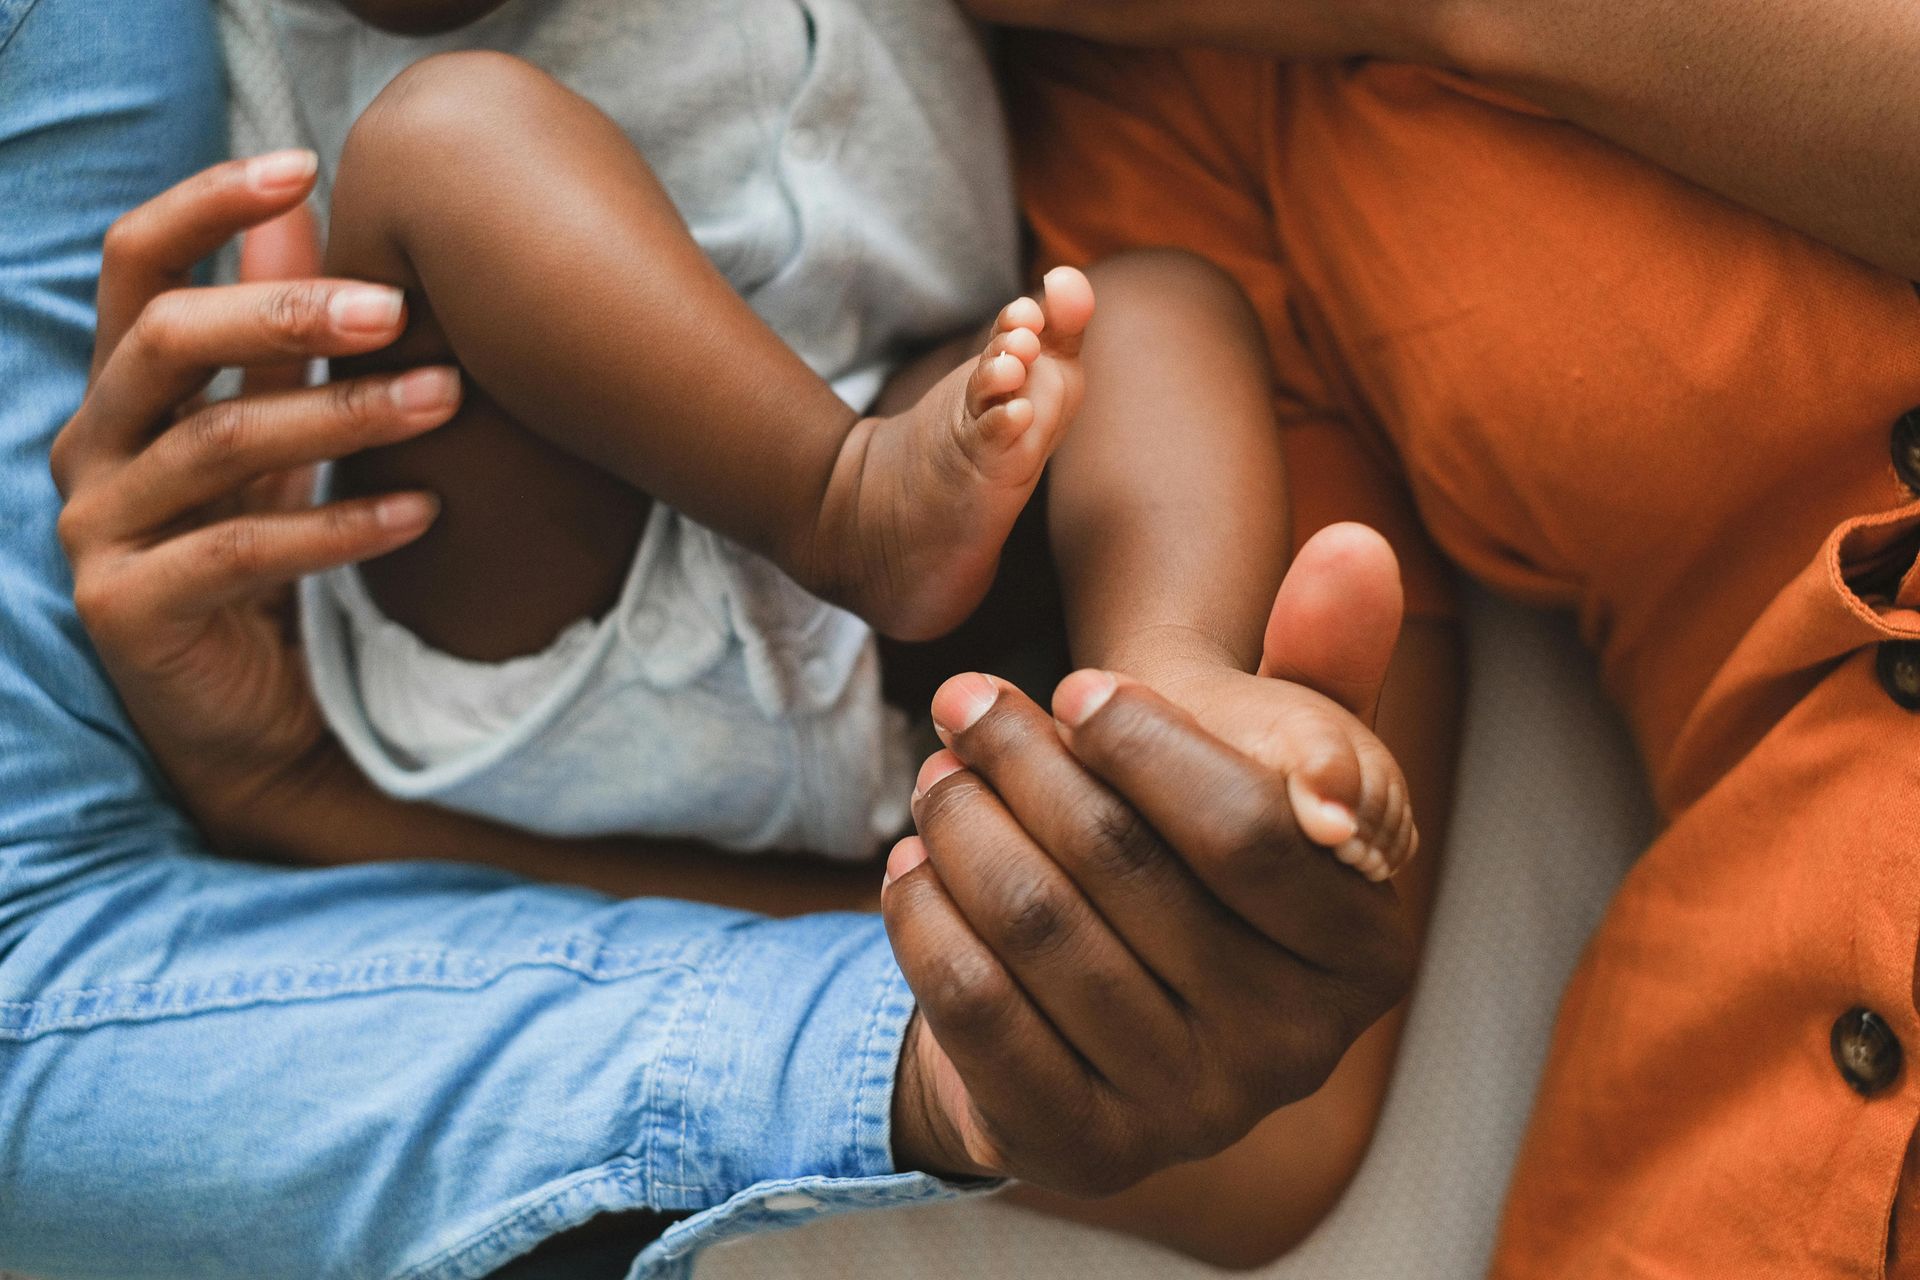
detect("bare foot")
[1159,524,1417,881]
[1261,523,1414,880]
[809,267,1094,641]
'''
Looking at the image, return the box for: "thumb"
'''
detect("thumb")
[239,200,324,396]
[1258,522,1404,726]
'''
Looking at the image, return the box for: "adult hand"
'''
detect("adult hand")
[883,669,1417,1193]
[50,151,461,851]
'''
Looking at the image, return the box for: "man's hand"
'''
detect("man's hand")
[883,671,1417,1192]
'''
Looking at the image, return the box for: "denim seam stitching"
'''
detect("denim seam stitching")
[640,941,699,1202]
[652,937,734,1199]
[0,937,702,1039]
[0,0,40,59]
[849,950,899,1174]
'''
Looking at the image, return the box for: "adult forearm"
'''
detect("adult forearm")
[1444,0,1920,278]
[980,0,1920,277]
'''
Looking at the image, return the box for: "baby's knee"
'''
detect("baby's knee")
[1082,247,1255,323]
[342,50,568,176]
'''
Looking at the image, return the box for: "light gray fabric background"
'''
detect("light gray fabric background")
[0,11,1654,1275]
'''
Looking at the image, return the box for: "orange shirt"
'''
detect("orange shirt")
[1012,37,1920,1277]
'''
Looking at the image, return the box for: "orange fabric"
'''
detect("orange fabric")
[1012,36,1920,1277]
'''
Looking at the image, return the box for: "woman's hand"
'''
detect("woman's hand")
[884,671,1417,1193]
[50,151,462,853]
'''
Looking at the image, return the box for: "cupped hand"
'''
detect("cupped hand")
[51,151,461,849]
[882,671,1417,1194]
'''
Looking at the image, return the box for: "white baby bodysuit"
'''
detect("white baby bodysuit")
[287,0,1020,859]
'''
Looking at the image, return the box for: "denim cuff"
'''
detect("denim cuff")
[629,910,995,1277]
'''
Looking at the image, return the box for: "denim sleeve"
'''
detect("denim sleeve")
[0,4,965,1277]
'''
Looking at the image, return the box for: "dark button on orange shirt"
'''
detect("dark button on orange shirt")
[1011,35,1920,1278]
[1894,410,1920,495]
[1837,1009,1906,1098]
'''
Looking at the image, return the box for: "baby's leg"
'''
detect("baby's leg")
[1045,249,1414,877]
[328,51,1087,657]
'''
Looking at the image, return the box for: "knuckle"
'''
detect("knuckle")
[1072,794,1164,884]
[47,429,76,496]
[101,210,151,272]
[54,493,100,555]
[920,946,1013,1041]
[208,520,263,576]
[70,571,125,635]
[262,282,334,352]
[993,876,1074,963]
[186,397,254,467]
[132,291,194,363]
[328,374,384,429]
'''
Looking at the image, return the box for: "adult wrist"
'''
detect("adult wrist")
[888,1014,994,1182]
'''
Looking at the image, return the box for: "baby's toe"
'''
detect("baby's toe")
[995,295,1045,337]
[966,350,1030,416]
[975,398,1036,449]
[1039,266,1095,350]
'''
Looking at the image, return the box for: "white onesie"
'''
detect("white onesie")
[284,0,1021,859]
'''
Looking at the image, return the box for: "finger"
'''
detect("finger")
[94,150,320,374]
[1053,671,1410,980]
[74,278,411,479]
[88,367,460,539]
[239,201,327,397]
[882,851,1108,1182]
[908,749,1190,1091]
[926,674,1263,1000]
[1258,523,1404,725]
[114,494,440,624]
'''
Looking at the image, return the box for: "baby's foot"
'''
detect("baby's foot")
[1166,524,1417,881]
[813,267,1094,641]
[1262,523,1415,880]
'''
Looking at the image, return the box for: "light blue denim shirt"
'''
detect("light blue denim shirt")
[0,2,968,1275]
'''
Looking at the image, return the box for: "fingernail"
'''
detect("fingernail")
[374,492,439,532]
[248,149,317,194]
[390,366,460,415]
[1055,669,1117,728]
[330,286,404,335]
[882,837,929,891]
[932,673,998,737]
[912,751,964,801]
